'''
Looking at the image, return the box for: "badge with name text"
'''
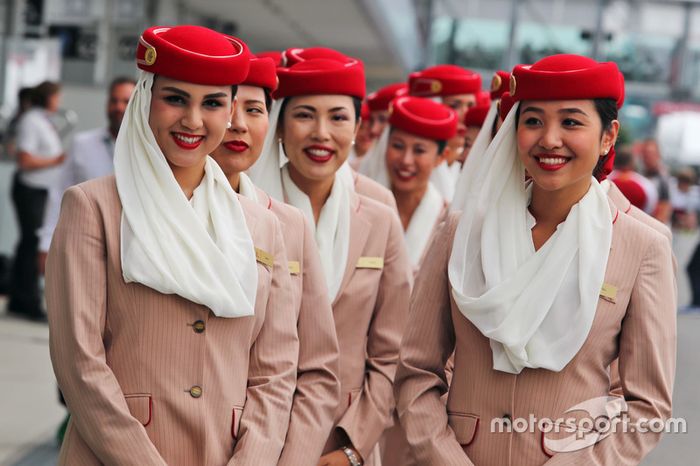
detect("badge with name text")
[356,257,384,269]
[288,261,301,275]
[255,247,274,268]
[600,283,617,303]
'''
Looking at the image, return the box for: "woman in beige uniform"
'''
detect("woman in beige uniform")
[395,55,676,466]
[46,26,299,465]
[210,56,341,465]
[248,55,412,466]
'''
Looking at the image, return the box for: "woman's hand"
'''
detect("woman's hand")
[317,448,361,466]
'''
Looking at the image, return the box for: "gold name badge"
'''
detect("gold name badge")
[288,261,301,275]
[255,247,274,268]
[357,257,384,269]
[600,283,617,303]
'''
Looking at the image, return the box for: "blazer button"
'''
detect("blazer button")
[189,385,203,398]
[192,320,206,333]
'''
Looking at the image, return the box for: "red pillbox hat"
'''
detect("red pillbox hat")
[243,57,278,92]
[367,83,408,112]
[389,96,458,141]
[256,51,283,67]
[275,58,366,99]
[408,64,482,97]
[136,26,250,85]
[498,92,515,120]
[361,101,371,120]
[490,70,511,99]
[464,93,492,128]
[282,47,349,67]
[510,54,622,106]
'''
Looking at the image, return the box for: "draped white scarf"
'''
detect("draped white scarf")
[430,159,460,202]
[246,97,352,301]
[447,102,613,374]
[358,125,390,188]
[238,172,259,203]
[451,101,500,212]
[114,71,258,318]
[404,182,444,267]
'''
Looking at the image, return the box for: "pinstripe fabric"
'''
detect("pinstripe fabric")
[607,182,675,398]
[46,176,299,466]
[322,191,412,466]
[381,201,448,466]
[395,201,676,466]
[353,171,399,212]
[252,188,342,466]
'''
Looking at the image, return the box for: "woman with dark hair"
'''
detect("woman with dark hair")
[210,56,341,465]
[8,80,64,320]
[395,55,676,465]
[46,26,299,465]
[248,55,412,466]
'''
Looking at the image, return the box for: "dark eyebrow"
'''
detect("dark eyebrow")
[558,108,588,116]
[161,87,228,100]
[205,92,229,99]
[521,106,543,114]
[162,86,189,97]
[330,106,351,112]
[244,99,265,105]
[291,104,316,112]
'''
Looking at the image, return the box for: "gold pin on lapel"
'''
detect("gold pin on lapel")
[255,247,274,268]
[600,283,617,303]
[357,257,384,269]
[288,261,301,275]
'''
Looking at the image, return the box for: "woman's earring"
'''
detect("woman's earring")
[226,121,232,129]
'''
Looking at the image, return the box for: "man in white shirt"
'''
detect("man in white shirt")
[37,77,135,272]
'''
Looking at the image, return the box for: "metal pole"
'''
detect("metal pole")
[671,1,693,95]
[503,0,520,69]
[591,0,608,60]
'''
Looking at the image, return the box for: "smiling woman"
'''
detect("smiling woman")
[394,54,676,466]
[247,54,412,466]
[45,25,300,466]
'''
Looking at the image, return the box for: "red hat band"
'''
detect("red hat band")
[136,26,250,85]
[389,96,458,141]
[256,51,283,67]
[274,58,366,100]
[242,57,278,92]
[367,83,408,112]
[511,54,622,106]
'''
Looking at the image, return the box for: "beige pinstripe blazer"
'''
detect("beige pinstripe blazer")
[46,176,299,466]
[322,190,412,465]
[253,187,342,465]
[353,171,399,212]
[395,200,676,466]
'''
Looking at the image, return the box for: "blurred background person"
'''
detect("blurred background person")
[7,81,64,321]
[640,137,673,224]
[37,76,135,274]
[608,146,658,214]
[669,167,700,310]
[348,102,373,170]
[3,87,36,160]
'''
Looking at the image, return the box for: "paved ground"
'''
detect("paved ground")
[0,295,696,465]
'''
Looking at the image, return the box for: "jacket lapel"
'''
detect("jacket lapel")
[333,191,371,307]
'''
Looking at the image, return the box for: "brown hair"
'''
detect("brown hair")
[31,81,61,108]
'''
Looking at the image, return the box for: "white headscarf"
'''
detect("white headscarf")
[114,71,258,318]
[404,182,444,266]
[358,125,390,188]
[451,100,500,212]
[246,96,353,301]
[447,102,613,374]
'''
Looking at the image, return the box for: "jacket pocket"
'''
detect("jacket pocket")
[124,393,152,426]
[448,412,479,446]
[231,406,244,440]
